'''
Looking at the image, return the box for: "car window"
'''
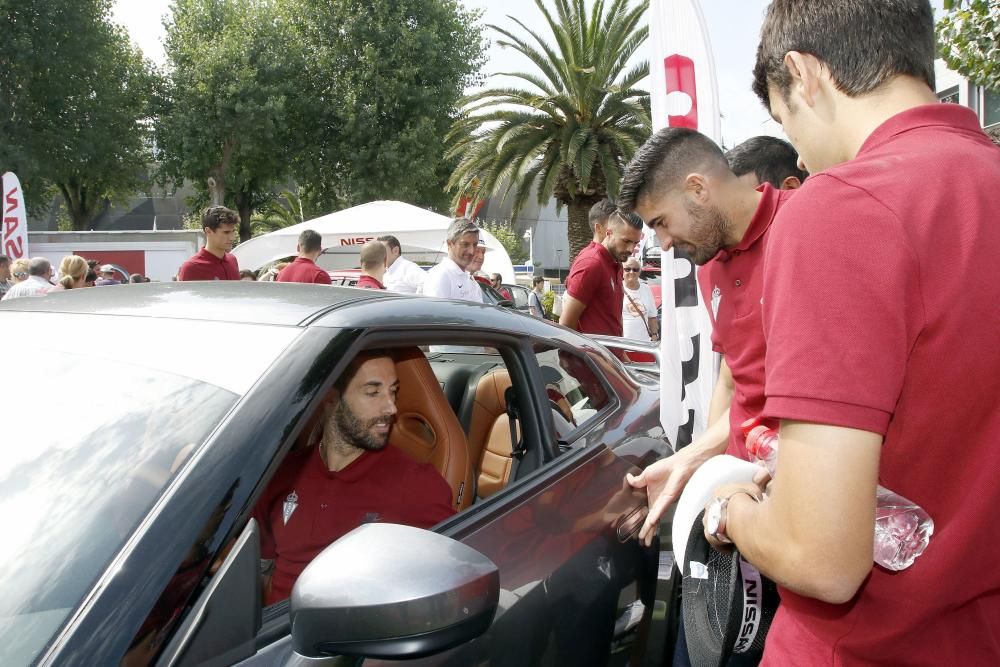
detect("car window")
[506,285,529,309]
[0,351,240,667]
[533,345,610,440]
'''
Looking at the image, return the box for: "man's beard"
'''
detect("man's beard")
[333,398,395,452]
[681,200,731,265]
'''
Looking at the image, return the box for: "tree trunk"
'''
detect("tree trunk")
[234,189,253,243]
[208,138,236,207]
[59,180,109,231]
[566,199,596,263]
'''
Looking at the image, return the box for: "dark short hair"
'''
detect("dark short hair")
[85,270,97,283]
[532,276,544,287]
[239,269,257,280]
[752,0,935,110]
[0,254,9,267]
[589,199,616,232]
[334,350,398,393]
[129,273,145,283]
[377,235,401,251]
[86,258,99,269]
[298,229,323,254]
[618,127,729,214]
[201,206,240,232]
[726,136,808,188]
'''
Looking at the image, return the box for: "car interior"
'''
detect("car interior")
[283,341,608,517]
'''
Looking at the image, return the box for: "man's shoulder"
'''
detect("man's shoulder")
[384,446,448,487]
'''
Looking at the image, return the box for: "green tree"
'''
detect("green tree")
[0,0,155,229]
[937,0,999,92]
[447,0,650,261]
[284,0,486,214]
[481,219,529,265]
[156,0,304,242]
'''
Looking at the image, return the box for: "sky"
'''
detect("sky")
[111,0,946,147]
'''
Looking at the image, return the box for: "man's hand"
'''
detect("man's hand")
[626,445,711,547]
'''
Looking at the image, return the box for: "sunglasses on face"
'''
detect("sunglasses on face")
[624,267,640,273]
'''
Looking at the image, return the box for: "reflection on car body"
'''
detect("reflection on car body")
[0,283,671,666]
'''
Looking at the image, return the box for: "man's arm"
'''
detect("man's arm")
[712,420,881,603]
[559,293,587,330]
[627,370,735,545]
[707,358,734,426]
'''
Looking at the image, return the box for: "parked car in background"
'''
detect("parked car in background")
[0,283,674,667]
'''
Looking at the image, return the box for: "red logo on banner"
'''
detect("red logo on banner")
[4,187,25,258]
[664,54,698,130]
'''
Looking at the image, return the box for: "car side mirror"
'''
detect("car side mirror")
[498,299,515,308]
[290,523,499,660]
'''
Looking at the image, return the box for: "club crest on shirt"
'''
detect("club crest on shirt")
[282,491,298,525]
[711,286,722,319]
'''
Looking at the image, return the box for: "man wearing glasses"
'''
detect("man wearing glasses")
[621,257,658,343]
[559,200,642,337]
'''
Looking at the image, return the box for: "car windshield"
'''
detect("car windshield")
[0,315,298,666]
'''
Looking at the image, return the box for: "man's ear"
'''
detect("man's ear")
[780,175,803,190]
[684,173,710,204]
[783,51,824,108]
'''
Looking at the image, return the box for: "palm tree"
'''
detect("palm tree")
[250,189,306,236]
[447,0,650,261]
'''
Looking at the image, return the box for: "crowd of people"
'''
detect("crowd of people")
[0,254,151,301]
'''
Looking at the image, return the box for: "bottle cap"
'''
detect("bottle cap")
[740,417,762,438]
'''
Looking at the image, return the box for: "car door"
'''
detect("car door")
[359,332,666,667]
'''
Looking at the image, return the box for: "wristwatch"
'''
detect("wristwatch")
[706,490,761,544]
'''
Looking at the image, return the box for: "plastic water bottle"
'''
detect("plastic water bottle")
[741,419,934,572]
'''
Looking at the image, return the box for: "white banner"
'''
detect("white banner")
[2,172,30,260]
[648,0,719,449]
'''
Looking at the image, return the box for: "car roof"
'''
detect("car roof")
[0,282,401,326]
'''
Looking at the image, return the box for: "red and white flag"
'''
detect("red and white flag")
[648,0,719,450]
[2,172,30,260]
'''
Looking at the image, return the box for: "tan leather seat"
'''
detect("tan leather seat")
[467,370,519,499]
[389,348,474,511]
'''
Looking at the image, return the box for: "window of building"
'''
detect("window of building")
[982,87,1000,128]
[938,85,960,105]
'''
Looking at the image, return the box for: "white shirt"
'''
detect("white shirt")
[1,275,53,301]
[422,257,484,303]
[622,282,657,342]
[383,255,426,294]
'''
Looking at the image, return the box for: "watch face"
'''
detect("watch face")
[707,500,723,535]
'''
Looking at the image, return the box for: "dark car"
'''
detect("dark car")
[0,283,672,667]
[501,283,532,314]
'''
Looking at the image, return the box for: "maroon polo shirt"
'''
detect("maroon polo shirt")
[565,241,623,336]
[355,274,385,290]
[254,445,454,604]
[275,256,332,285]
[697,184,793,459]
[177,248,240,281]
[759,104,1000,664]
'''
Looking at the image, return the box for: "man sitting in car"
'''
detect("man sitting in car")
[254,351,455,604]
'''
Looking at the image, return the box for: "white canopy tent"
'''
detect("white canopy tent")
[231,200,516,282]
